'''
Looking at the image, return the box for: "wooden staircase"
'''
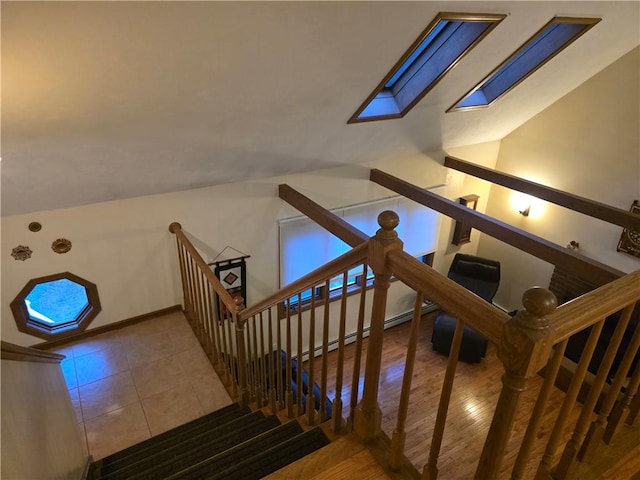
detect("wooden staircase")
[89,403,330,480]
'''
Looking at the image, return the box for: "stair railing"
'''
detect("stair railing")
[170,215,639,479]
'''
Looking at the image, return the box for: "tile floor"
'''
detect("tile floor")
[51,310,233,460]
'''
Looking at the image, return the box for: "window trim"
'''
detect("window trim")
[348,12,506,123]
[278,253,434,319]
[448,16,601,112]
[10,272,101,341]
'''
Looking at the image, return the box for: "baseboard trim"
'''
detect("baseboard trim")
[81,455,93,480]
[31,305,183,350]
[301,301,439,362]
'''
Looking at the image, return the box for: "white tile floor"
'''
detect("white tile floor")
[51,311,233,460]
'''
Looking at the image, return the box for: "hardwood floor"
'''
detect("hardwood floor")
[304,312,639,479]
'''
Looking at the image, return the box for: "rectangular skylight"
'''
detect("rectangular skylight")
[348,13,506,124]
[450,17,600,111]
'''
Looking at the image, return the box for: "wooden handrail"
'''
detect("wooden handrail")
[239,242,369,321]
[169,222,238,311]
[279,184,369,247]
[388,249,509,344]
[549,269,640,342]
[444,156,640,231]
[1,341,65,364]
[370,169,624,286]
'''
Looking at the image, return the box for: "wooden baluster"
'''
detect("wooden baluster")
[390,291,423,470]
[226,311,238,399]
[332,272,349,434]
[183,251,196,326]
[581,305,640,456]
[259,311,267,409]
[217,295,231,385]
[209,285,222,369]
[423,315,465,480]
[354,211,402,442]
[250,315,260,405]
[286,300,294,418]
[277,305,284,410]
[320,279,330,423]
[555,304,634,479]
[245,316,255,402]
[233,296,249,407]
[510,339,568,480]
[169,224,190,319]
[536,318,605,478]
[626,384,640,427]
[201,277,214,361]
[297,293,304,417]
[475,287,557,480]
[605,357,640,442]
[307,288,317,426]
[196,271,209,353]
[268,308,277,413]
[349,264,368,432]
[189,257,204,341]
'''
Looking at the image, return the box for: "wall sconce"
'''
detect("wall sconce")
[512,192,541,218]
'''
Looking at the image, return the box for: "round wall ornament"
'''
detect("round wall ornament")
[28,222,42,232]
[12,245,33,261]
[51,238,72,254]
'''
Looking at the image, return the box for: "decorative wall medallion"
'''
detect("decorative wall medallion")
[28,222,42,232]
[51,238,72,254]
[12,245,33,261]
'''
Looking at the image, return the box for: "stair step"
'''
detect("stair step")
[309,450,392,480]
[262,431,367,479]
[100,411,280,480]
[94,402,249,475]
[206,426,331,480]
[169,420,307,480]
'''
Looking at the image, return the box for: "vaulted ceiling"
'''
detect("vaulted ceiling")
[2,1,638,216]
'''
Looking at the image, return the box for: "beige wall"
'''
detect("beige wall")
[477,47,640,311]
[2,143,499,346]
[1,359,88,479]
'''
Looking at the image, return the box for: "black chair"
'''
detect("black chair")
[431,254,501,363]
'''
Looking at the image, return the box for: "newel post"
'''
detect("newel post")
[354,211,403,442]
[474,287,557,479]
[232,296,250,407]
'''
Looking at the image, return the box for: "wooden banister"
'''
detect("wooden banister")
[444,156,640,231]
[476,287,557,479]
[354,211,403,442]
[370,169,624,286]
[1,341,65,364]
[278,184,369,247]
[238,242,368,321]
[388,249,509,344]
[169,222,237,310]
[548,269,640,341]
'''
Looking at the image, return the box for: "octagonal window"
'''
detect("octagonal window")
[11,272,101,340]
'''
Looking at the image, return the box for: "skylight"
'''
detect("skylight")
[348,13,506,123]
[450,17,601,111]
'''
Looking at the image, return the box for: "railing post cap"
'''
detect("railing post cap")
[169,222,182,233]
[377,210,400,231]
[522,287,557,317]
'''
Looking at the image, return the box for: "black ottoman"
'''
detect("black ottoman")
[431,312,488,363]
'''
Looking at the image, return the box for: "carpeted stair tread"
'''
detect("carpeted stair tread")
[95,402,249,472]
[167,420,307,480]
[99,411,280,480]
[206,427,331,480]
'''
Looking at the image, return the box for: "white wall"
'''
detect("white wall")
[476,47,640,311]
[1,359,88,479]
[2,143,499,346]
